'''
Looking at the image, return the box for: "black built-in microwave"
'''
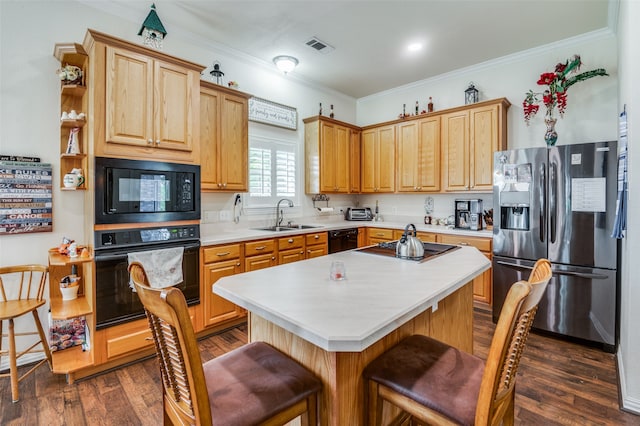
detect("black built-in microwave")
[94,157,200,224]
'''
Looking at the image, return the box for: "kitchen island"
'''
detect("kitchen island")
[214,245,490,425]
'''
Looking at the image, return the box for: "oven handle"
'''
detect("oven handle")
[95,241,200,262]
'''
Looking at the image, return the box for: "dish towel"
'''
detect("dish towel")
[128,246,184,290]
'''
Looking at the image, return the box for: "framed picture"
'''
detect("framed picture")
[248,97,298,130]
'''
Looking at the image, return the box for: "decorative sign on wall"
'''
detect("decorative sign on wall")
[0,159,53,235]
[248,97,298,130]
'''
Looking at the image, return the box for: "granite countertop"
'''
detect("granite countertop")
[213,246,490,352]
[200,220,493,246]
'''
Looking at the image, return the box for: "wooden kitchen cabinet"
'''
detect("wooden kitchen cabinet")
[244,239,277,271]
[54,43,89,190]
[437,233,493,304]
[441,98,509,192]
[361,124,395,193]
[200,82,250,191]
[366,227,395,245]
[304,116,360,194]
[306,232,328,259]
[201,244,246,328]
[396,116,441,192]
[278,235,306,264]
[84,30,204,164]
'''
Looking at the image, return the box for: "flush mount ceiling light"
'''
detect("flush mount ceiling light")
[273,55,299,74]
[407,42,423,52]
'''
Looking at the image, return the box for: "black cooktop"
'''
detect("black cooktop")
[356,240,460,262]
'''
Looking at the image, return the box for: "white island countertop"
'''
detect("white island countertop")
[213,245,490,352]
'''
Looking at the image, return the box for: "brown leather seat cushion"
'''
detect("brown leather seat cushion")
[363,334,484,426]
[204,341,322,426]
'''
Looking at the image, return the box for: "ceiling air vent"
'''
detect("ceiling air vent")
[305,36,334,54]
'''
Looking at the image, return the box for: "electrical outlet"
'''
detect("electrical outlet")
[204,210,219,222]
[219,210,231,221]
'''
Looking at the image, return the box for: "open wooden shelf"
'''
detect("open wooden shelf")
[61,84,86,97]
[51,345,93,374]
[50,296,92,320]
[61,118,86,128]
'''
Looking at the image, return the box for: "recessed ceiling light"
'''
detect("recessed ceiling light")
[407,43,423,52]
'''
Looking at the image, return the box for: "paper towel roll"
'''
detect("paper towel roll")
[319,207,334,212]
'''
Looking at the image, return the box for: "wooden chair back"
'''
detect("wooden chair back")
[128,262,212,426]
[0,264,47,304]
[475,258,552,425]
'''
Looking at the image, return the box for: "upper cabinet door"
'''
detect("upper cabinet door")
[154,59,197,152]
[442,110,470,191]
[106,47,154,147]
[396,121,420,192]
[417,116,441,191]
[219,92,248,191]
[361,125,395,193]
[469,104,501,191]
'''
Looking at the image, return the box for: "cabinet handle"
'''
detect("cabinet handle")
[216,251,231,256]
[223,183,227,188]
[376,233,384,236]
[147,139,153,144]
[314,235,319,239]
[288,238,294,243]
[236,262,241,267]
[300,251,304,254]
[307,249,311,253]
[271,256,276,261]
[155,139,160,145]
[458,242,469,246]
[255,246,266,250]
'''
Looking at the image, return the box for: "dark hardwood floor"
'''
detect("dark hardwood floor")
[1,308,637,425]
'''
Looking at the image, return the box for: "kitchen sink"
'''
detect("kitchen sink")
[253,225,320,232]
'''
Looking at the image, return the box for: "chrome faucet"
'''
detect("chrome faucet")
[276,198,294,227]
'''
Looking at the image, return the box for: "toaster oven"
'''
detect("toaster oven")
[345,207,373,221]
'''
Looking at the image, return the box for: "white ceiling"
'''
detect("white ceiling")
[86,0,612,99]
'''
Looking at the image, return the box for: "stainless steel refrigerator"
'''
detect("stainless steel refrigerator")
[492,141,618,352]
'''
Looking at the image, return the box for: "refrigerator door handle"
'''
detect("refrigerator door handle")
[550,269,609,280]
[496,260,608,280]
[496,260,534,272]
[549,161,557,244]
[539,163,546,243]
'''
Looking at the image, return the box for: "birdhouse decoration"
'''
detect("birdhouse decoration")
[138,4,167,50]
[465,82,479,105]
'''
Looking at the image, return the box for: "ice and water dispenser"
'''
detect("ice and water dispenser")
[498,163,532,231]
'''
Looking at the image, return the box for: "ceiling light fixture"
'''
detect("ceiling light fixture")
[407,43,423,52]
[273,55,299,74]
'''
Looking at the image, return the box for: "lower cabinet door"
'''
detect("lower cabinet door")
[203,259,245,327]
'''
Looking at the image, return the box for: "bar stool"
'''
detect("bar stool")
[129,261,322,425]
[363,258,552,425]
[0,265,53,402]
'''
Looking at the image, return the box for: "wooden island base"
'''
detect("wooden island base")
[249,282,473,426]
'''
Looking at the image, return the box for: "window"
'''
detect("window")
[247,135,300,209]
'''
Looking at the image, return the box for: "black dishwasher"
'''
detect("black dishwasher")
[328,228,359,253]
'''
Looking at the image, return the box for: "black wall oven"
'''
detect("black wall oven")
[94,225,200,330]
[94,157,200,224]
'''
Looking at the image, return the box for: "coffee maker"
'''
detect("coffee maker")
[455,199,483,230]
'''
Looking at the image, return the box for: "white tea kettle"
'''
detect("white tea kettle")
[396,223,425,260]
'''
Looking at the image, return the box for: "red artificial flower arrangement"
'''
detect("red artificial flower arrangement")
[523,55,608,125]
